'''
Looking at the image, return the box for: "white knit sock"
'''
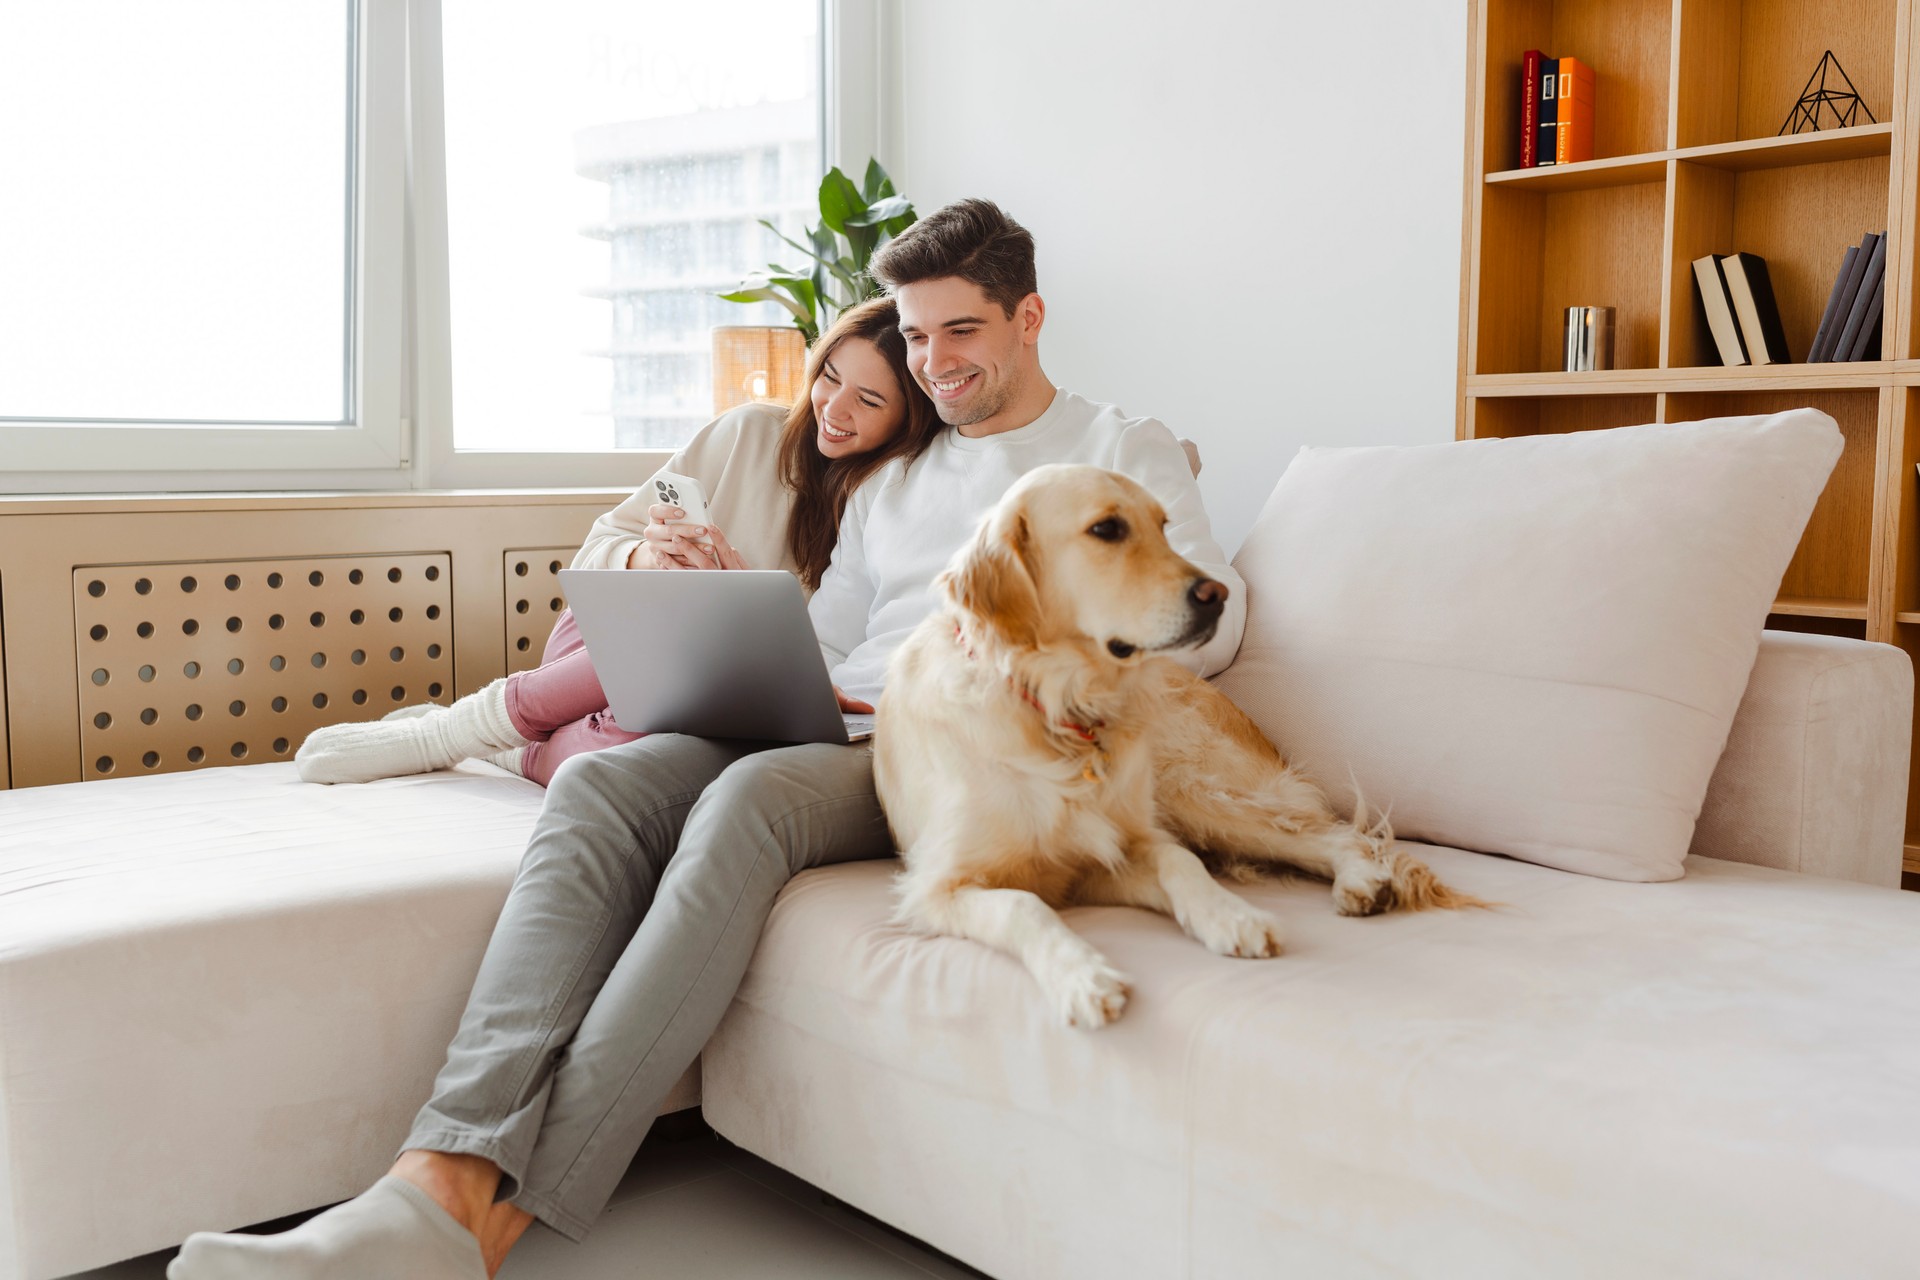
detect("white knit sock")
[166,1176,487,1280]
[484,746,528,777]
[295,679,529,785]
[382,703,438,722]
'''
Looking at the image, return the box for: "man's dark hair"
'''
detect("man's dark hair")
[870,198,1037,318]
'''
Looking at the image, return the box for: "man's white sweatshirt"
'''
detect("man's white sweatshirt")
[808,388,1246,704]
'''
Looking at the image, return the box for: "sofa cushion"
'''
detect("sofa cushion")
[1213,411,1842,881]
[0,761,697,1280]
[701,855,1920,1280]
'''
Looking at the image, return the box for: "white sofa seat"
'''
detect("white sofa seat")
[703,848,1920,1280]
[700,628,1919,1279]
[0,761,697,1280]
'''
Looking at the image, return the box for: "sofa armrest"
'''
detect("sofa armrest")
[1690,630,1912,886]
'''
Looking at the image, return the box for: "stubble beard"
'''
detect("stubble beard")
[931,370,1011,427]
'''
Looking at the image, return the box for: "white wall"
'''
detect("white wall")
[887,2,1468,553]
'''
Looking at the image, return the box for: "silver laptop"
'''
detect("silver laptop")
[557,569,873,744]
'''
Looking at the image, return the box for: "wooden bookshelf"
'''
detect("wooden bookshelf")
[1457,0,1920,880]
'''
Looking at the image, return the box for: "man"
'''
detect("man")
[169,199,1244,1280]
[810,199,1244,700]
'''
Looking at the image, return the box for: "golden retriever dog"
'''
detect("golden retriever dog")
[873,464,1475,1029]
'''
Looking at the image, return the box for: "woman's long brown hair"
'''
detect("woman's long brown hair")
[779,296,941,589]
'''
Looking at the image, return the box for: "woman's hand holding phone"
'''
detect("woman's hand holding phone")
[637,503,750,571]
[701,524,750,571]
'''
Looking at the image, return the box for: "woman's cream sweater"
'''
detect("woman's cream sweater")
[571,403,801,577]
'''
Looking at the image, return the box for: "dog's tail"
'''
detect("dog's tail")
[1350,768,1496,913]
[1388,854,1496,912]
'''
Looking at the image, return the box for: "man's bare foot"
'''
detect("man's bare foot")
[477,1201,537,1278]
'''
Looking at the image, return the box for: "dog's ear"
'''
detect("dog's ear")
[942,509,1040,649]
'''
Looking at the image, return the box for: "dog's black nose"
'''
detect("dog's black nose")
[1189,578,1228,614]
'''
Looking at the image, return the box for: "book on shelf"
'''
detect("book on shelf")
[1813,231,1879,362]
[1692,254,1748,366]
[1845,261,1887,361]
[1554,57,1595,165]
[1808,245,1860,364]
[1520,50,1542,167]
[1721,253,1791,365]
[1535,56,1559,167]
[1832,232,1888,363]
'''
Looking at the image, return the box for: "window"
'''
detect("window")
[2,0,855,490]
[0,0,406,481]
[434,0,821,455]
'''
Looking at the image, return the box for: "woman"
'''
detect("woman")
[294,296,939,787]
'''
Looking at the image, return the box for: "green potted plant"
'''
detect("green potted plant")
[720,159,916,344]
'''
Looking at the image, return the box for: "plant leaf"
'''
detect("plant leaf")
[717,282,813,328]
[817,167,865,234]
[759,218,821,263]
[846,195,912,227]
[762,221,860,289]
[806,225,858,289]
[767,273,818,311]
[861,158,895,202]
[844,225,879,274]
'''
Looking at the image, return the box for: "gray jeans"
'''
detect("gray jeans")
[400,734,893,1241]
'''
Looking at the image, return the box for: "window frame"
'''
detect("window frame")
[0,0,410,492]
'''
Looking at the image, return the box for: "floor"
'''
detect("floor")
[67,1121,989,1280]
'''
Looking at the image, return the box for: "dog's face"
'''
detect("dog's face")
[945,464,1227,661]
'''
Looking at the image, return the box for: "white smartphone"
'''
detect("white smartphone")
[650,471,715,556]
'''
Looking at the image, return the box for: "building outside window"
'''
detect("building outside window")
[578,106,815,447]
[440,1,819,454]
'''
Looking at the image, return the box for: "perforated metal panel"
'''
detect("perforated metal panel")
[73,555,454,780]
[505,548,573,673]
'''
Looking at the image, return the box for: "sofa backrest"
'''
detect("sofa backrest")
[1692,629,1911,887]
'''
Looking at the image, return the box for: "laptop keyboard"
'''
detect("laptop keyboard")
[842,714,876,742]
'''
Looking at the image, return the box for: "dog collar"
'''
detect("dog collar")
[952,622,1105,747]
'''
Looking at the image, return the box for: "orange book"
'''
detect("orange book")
[1555,57,1596,164]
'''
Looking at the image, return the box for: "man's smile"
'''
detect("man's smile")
[928,371,978,400]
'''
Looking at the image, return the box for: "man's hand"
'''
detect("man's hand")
[834,686,875,714]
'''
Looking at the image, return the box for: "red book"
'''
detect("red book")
[1521,50,1542,167]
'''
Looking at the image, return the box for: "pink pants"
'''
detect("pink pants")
[503,609,642,787]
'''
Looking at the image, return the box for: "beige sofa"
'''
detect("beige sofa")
[0,625,1910,1279]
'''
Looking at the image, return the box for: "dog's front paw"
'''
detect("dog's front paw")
[1187,897,1286,958]
[1041,954,1131,1029]
[1332,857,1395,917]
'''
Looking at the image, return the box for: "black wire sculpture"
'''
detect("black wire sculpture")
[1780,51,1876,134]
